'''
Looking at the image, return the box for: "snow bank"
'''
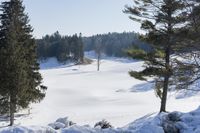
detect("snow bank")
[123,106,200,133]
[0,126,56,133]
[60,106,200,133]
[2,106,200,133]
[61,125,122,133]
[48,117,75,130]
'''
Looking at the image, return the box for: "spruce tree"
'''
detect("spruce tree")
[124,0,194,112]
[0,0,46,126]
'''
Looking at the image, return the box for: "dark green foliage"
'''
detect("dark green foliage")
[171,3,200,92]
[37,32,149,60]
[0,0,46,125]
[173,54,200,91]
[37,32,84,63]
[126,48,147,60]
[129,71,146,81]
[83,32,150,57]
[94,120,113,129]
[124,0,196,112]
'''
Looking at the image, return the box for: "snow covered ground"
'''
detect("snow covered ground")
[1,54,200,132]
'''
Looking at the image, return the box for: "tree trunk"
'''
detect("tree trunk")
[160,76,169,112]
[9,92,15,126]
[160,46,170,112]
[9,100,14,126]
[97,54,100,71]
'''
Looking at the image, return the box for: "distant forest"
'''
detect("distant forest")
[83,32,149,57]
[36,32,149,62]
[37,31,84,63]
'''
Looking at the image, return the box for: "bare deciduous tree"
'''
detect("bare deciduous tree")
[95,37,104,71]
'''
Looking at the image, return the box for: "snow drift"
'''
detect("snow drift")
[1,106,200,133]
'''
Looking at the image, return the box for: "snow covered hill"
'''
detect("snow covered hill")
[1,56,200,132]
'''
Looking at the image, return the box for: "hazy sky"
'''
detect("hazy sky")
[0,0,141,38]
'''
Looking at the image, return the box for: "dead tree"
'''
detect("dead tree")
[95,38,103,71]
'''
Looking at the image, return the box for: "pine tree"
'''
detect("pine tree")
[78,33,84,64]
[124,0,194,112]
[173,1,200,91]
[0,0,47,126]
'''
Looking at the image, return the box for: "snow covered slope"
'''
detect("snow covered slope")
[1,105,200,132]
[1,56,200,130]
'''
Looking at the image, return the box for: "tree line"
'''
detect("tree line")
[83,32,150,57]
[37,32,84,63]
[125,0,200,112]
[36,32,151,62]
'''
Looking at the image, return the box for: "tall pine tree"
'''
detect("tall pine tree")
[173,1,200,91]
[124,0,194,112]
[0,0,46,126]
[78,33,84,64]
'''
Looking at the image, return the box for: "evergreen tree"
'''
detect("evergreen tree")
[173,1,200,91]
[0,0,47,126]
[78,33,84,63]
[36,32,85,63]
[69,34,79,61]
[124,0,194,112]
[83,32,148,57]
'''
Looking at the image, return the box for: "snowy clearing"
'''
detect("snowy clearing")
[1,55,200,132]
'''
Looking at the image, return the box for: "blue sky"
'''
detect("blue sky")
[1,0,141,38]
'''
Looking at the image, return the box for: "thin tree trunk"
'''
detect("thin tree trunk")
[160,5,173,112]
[9,91,15,126]
[160,76,169,112]
[160,46,170,112]
[97,54,100,71]
[9,100,14,126]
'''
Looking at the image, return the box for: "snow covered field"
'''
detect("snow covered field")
[1,55,200,131]
[25,57,160,127]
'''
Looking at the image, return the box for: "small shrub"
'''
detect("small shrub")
[94,119,113,129]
